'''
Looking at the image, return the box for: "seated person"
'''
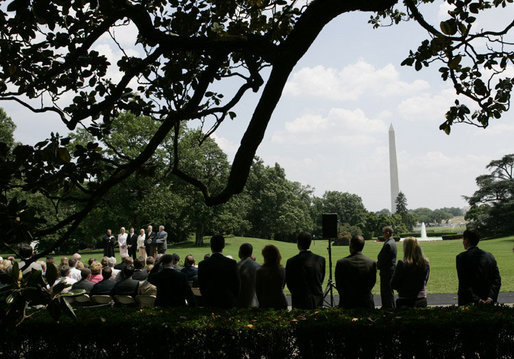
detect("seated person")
[112,265,139,297]
[148,254,196,307]
[19,244,43,275]
[72,268,95,294]
[181,255,199,287]
[132,257,148,281]
[52,265,77,293]
[89,262,104,283]
[90,267,117,295]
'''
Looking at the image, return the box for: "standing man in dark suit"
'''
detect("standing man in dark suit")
[148,254,196,307]
[198,234,240,308]
[127,227,138,260]
[155,225,168,255]
[145,225,156,258]
[286,232,326,309]
[377,226,397,309]
[457,229,501,306]
[335,235,376,309]
[103,229,116,258]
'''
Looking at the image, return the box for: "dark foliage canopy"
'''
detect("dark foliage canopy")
[0,0,512,260]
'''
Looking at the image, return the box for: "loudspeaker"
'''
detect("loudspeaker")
[322,213,338,239]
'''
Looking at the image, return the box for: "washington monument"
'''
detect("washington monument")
[389,124,400,213]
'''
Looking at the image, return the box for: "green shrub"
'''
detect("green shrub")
[2,306,513,358]
[442,234,462,240]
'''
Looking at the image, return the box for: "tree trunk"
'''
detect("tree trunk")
[195,225,204,246]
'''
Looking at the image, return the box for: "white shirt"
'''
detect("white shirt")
[52,276,77,293]
[69,267,82,282]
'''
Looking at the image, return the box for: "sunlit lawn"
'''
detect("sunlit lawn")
[3,235,513,294]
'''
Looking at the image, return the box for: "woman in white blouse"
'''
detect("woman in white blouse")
[118,227,128,257]
[137,228,147,260]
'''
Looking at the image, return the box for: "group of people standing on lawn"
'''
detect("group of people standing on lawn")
[341,226,501,309]
[97,224,501,309]
[103,225,168,260]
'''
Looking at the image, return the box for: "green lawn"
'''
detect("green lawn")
[3,235,513,294]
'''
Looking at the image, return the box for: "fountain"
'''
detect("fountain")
[400,222,442,241]
[420,222,428,240]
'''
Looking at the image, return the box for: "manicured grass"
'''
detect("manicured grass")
[3,235,513,294]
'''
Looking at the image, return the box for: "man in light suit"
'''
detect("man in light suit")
[457,229,501,306]
[198,234,240,308]
[335,235,376,309]
[286,232,326,309]
[377,226,397,309]
[237,243,261,308]
[155,225,168,255]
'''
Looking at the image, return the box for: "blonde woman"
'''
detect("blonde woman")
[137,228,147,260]
[391,237,430,307]
[118,227,128,257]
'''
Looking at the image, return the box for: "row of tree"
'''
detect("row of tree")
[2,110,474,251]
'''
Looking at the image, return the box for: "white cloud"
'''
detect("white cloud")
[284,61,430,102]
[397,88,455,122]
[211,133,238,160]
[272,108,387,145]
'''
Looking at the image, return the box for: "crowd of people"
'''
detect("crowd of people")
[0,227,502,309]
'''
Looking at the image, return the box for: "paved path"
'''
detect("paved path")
[286,292,514,307]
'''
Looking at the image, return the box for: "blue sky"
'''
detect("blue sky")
[5,2,514,212]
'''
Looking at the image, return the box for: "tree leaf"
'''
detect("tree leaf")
[59,289,86,297]
[440,19,457,35]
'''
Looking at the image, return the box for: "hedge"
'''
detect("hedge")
[1,306,514,358]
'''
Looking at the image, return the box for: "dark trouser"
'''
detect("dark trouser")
[157,244,166,254]
[380,270,395,309]
[128,247,137,260]
[396,297,427,308]
[146,244,155,258]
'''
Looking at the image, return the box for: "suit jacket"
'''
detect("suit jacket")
[335,252,376,309]
[132,269,148,281]
[198,253,240,308]
[127,232,138,254]
[377,238,397,274]
[155,231,168,252]
[148,267,196,307]
[145,232,156,253]
[72,279,96,294]
[237,257,261,308]
[181,266,199,287]
[286,251,326,309]
[90,279,116,295]
[112,276,139,297]
[456,246,501,305]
